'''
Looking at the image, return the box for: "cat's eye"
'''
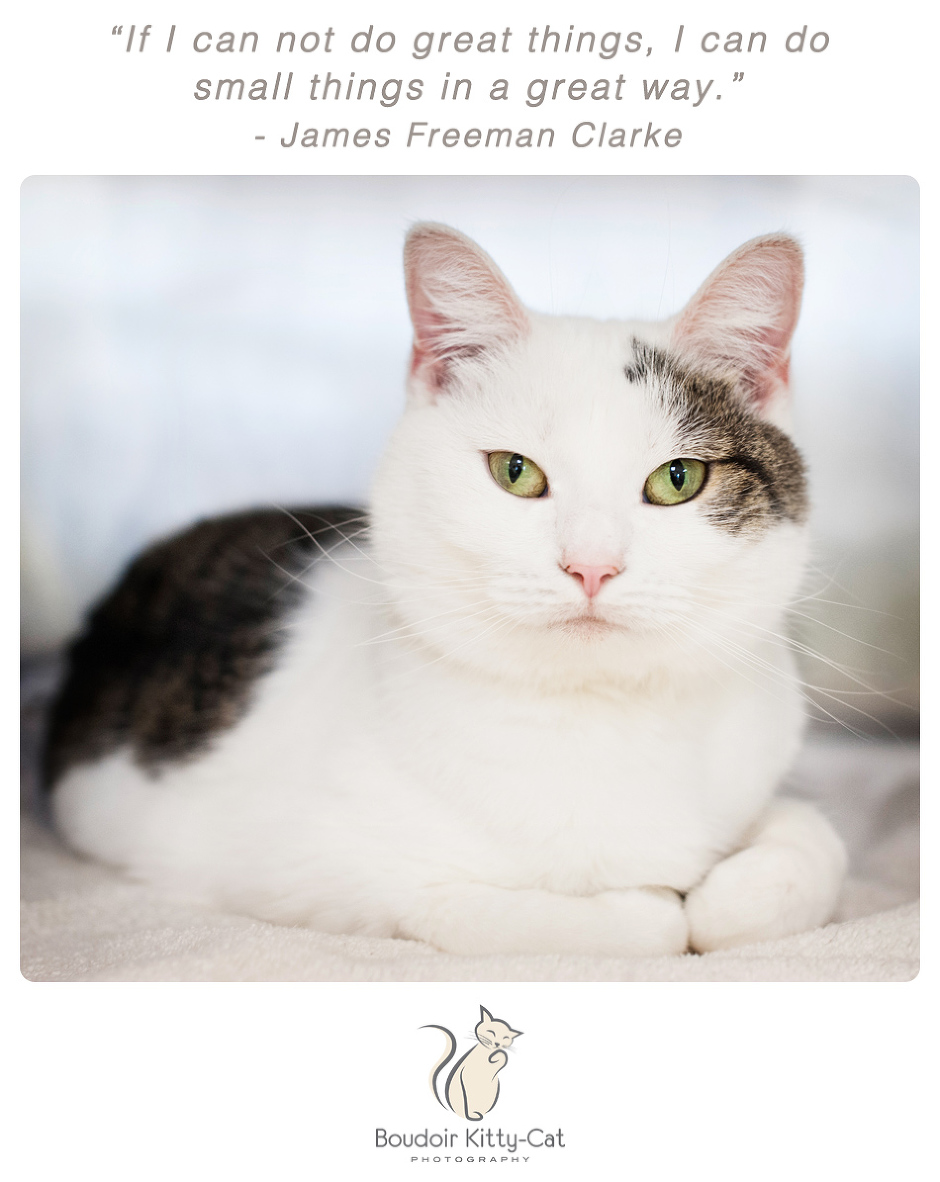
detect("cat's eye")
[487,451,548,498]
[644,458,707,506]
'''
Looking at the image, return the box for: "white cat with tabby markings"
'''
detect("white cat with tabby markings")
[48,224,847,956]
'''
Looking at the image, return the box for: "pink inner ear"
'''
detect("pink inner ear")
[404,224,528,391]
[408,306,450,384]
[673,235,804,410]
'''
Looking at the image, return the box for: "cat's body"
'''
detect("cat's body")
[425,1008,522,1121]
[46,225,847,955]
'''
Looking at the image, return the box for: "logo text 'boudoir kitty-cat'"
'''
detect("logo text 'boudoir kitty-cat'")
[375,1008,562,1160]
[423,1007,523,1120]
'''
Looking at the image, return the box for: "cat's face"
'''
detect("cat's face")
[370,226,808,687]
[475,1009,522,1050]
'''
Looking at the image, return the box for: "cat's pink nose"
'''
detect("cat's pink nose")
[564,563,621,599]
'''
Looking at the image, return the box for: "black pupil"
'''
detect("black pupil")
[508,454,525,483]
[669,460,687,491]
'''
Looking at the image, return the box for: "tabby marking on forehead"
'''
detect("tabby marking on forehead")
[625,341,808,533]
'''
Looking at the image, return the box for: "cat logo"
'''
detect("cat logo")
[422,1006,523,1121]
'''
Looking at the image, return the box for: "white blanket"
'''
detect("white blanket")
[21,731,918,982]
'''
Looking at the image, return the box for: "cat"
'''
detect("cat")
[424,1007,522,1121]
[45,222,848,956]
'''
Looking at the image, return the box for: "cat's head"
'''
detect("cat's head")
[369,223,809,687]
[474,1007,522,1050]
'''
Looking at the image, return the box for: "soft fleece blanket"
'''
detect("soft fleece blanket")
[21,663,918,981]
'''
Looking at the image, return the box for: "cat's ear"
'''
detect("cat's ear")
[479,1006,493,1023]
[508,1029,523,1039]
[404,224,529,397]
[672,234,803,417]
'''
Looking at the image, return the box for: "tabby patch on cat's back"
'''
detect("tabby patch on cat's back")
[46,223,847,959]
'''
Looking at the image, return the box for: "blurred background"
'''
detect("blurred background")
[21,175,918,735]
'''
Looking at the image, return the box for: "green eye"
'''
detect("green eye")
[487,451,548,498]
[644,458,707,506]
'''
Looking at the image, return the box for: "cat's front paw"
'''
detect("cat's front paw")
[599,886,689,956]
[685,843,842,953]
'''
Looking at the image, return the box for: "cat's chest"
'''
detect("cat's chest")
[246,579,801,893]
[369,658,795,891]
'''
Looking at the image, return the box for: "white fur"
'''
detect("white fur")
[53,228,846,956]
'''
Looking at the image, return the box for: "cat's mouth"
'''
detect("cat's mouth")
[553,610,622,636]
